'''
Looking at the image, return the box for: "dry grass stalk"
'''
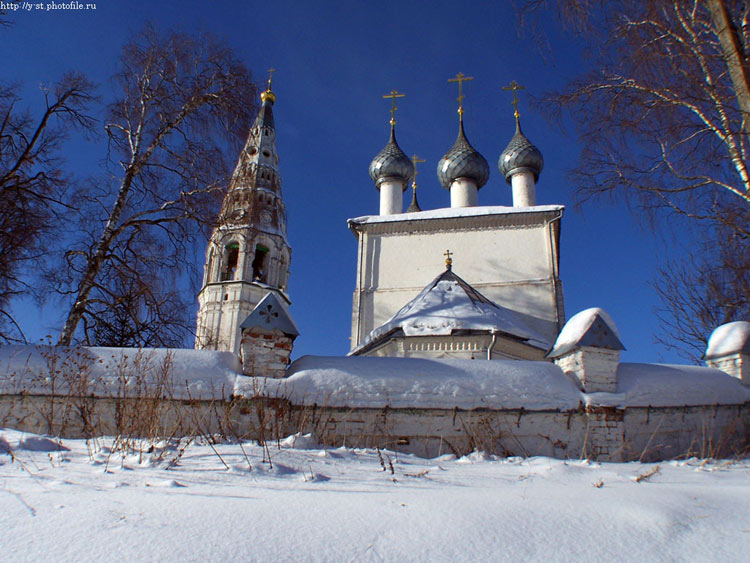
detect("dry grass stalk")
[635,465,661,483]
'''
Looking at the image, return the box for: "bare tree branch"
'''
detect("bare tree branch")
[523,0,750,356]
[51,25,257,347]
[0,74,96,343]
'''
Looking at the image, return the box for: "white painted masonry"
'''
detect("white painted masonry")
[510,170,536,207]
[554,347,621,393]
[449,178,478,208]
[348,205,565,349]
[379,180,404,215]
[707,353,749,385]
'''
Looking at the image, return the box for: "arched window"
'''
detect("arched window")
[221,242,240,281]
[252,244,270,282]
[277,250,290,289]
[206,248,215,283]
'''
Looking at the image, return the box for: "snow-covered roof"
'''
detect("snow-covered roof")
[589,363,750,408]
[237,355,583,410]
[2,345,747,411]
[0,345,240,400]
[348,204,564,227]
[704,321,750,359]
[236,356,750,410]
[241,291,299,338]
[548,307,625,358]
[353,269,550,354]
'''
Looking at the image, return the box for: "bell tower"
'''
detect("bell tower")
[195,71,292,354]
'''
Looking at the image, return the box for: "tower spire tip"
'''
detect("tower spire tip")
[261,68,277,103]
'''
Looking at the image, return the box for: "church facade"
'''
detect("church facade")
[349,84,563,361]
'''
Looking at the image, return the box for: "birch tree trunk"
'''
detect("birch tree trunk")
[707,0,750,143]
[54,26,256,346]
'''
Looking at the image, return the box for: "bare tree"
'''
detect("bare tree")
[89,264,185,348]
[52,25,257,346]
[0,75,95,343]
[524,0,750,358]
[655,221,750,359]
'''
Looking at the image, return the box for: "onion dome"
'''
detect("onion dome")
[437,121,490,190]
[369,127,414,190]
[498,120,544,183]
[497,119,544,183]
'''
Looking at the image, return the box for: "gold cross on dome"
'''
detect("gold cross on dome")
[266,68,276,90]
[502,80,525,121]
[383,89,405,126]
[411,154,426,188]
[444,249,453,270]
[448,72,474,119]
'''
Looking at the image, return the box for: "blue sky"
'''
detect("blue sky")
[4,1,682,363]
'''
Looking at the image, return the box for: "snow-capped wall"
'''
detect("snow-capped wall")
[0,345,240,400]
[237,355,583,410]
[1,347,748,461]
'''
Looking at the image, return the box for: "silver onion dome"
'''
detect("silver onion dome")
[437,121,489,190]
[498,120,544,182]
[369,128,414,190]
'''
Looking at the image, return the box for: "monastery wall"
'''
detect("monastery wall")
[3,394,746,462]
[0,394,228,440]
[267,403,749,461]
[622,404,749,461]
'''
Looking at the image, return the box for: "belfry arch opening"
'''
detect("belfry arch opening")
[206,248,215,283]
[221,242,240,281]
[279,252,289,289]
[252,244,269,282]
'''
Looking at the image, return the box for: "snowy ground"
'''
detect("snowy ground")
[1,429,749,562]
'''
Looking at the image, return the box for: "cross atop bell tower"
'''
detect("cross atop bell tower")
[195,73,292,354]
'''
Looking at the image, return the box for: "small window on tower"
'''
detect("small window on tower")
[221,242,240,281]
[252,244,269,282]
